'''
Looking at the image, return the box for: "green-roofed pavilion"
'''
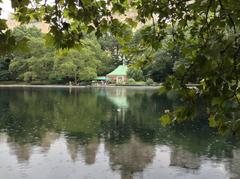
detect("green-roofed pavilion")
[107,65,128,76]
[106,65,128,83]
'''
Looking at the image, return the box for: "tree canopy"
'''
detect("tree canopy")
[0,26,112,83]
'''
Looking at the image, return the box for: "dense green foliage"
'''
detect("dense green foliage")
[0,26,112,84]
[127,66,144,81]
[0,0,239,133]
[125,26,182,82]
[98,34,124,75]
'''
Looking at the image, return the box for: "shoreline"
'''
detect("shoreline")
[0,84,161,89]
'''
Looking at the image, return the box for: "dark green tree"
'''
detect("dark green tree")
[127,66,144,81]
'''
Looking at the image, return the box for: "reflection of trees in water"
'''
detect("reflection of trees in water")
[67,137,100,164]
[0,88,110,143]
[80,137,100,165]
[105,135,155,179]
[0,87,240,176]
[5,131,59,163]
[170,146,200,170]
[0,133,8,143]
[228,149,240,179]
[40,132,59,152]
[66,139,79,161]
[9,143,32,162]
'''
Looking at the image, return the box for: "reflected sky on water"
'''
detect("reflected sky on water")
[0,87,239,179]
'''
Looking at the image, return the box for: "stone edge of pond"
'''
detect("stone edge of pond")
[0,84,161,89]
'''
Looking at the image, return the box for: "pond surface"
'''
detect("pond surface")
[0,87,239,179]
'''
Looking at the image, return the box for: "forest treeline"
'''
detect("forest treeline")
[0,25,185,84]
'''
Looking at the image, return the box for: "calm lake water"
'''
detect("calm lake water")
[0,87,239,179]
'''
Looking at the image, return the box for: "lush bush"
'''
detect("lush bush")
[146,78,154,86]
[127,67,144,81]
[23,72,37,82]
[127,78,135,84]
[0,70,10,81]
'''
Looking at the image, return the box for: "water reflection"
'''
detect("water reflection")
[67,137,100,164]
[0,87,239,179]
[228,149,240,179]
[106,134,155,179]
[40,132,59,152]
[170,146,200,170]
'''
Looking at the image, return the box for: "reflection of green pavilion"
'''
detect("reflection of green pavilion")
[107,96,128,109]
[96,88,129,109]
[106,88,129,109]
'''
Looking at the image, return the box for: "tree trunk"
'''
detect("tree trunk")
[74,72,77,85]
